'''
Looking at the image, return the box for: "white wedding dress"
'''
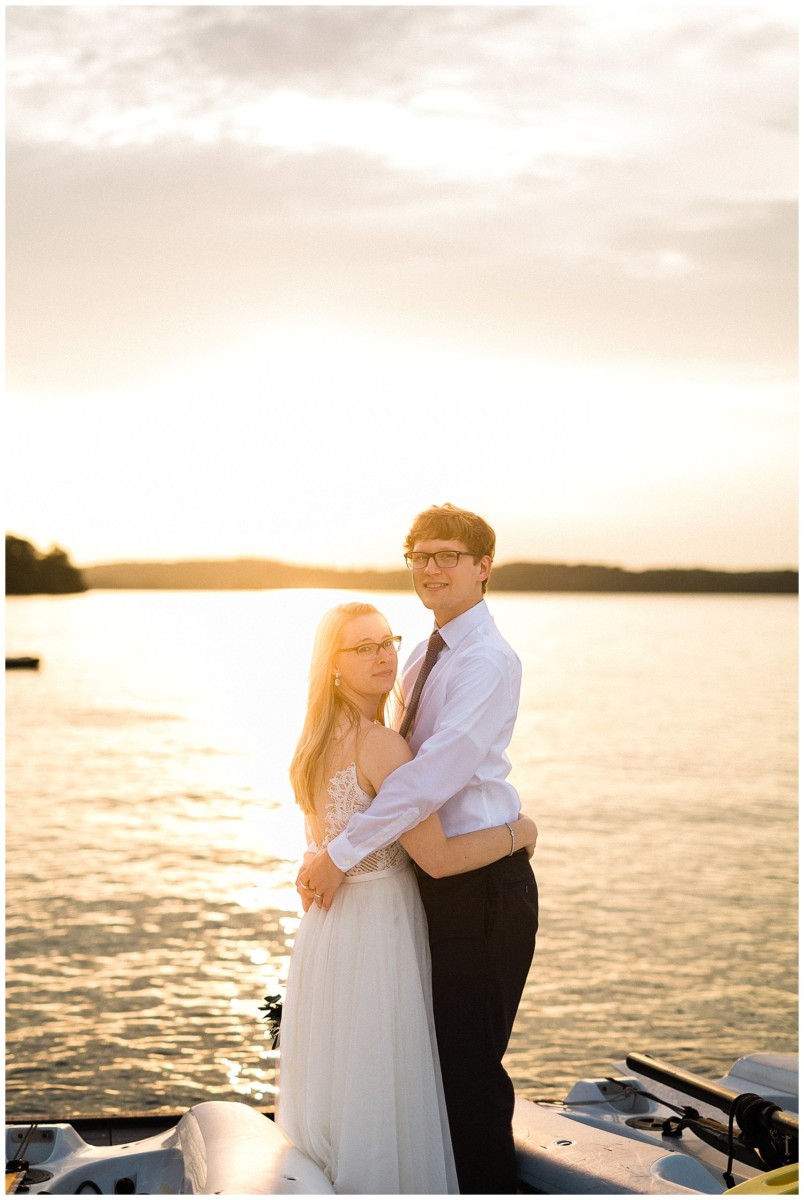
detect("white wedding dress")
[276,763,458,1194]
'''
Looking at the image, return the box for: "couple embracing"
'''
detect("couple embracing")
[276,504,539,1194]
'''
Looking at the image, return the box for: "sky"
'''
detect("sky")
[5,4,798,571]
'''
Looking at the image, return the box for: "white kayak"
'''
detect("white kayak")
[5,1101,334,1195]
[514,1052,798,1194]
[5,1052,798,1195]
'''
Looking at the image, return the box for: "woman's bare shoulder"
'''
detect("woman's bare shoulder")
[360,723,413,790]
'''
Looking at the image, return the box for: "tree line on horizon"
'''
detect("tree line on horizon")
[6,535,87,595]
[80,556,797,594]
[6,536,797,595]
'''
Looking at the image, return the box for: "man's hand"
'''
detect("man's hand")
[297,847,346,911]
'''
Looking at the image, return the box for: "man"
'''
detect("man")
[301,503,538,1194]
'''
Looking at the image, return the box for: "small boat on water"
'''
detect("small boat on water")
[5,657,40,671]
[5,1052,797,1195]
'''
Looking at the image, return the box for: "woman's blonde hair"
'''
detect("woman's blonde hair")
[289,602,393,815]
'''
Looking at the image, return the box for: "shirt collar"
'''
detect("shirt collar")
[434,599,489,651]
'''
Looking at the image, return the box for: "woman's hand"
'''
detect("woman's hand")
[300,848,346,911]
[295,848,318,912]
[514,814,538,859]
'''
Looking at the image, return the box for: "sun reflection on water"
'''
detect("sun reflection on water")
[5,589,798,1117]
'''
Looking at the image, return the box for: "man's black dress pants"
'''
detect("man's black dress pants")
[415,849,538,1194]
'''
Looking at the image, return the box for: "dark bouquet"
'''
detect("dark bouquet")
[259,993,283,1048]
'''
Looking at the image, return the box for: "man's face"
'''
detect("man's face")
[410,538,491,625]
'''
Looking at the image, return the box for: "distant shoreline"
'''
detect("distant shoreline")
[79,558,798,595]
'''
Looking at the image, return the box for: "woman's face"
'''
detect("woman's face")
[333,612,399,701]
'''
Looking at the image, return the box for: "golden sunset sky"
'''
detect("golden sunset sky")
[5,4,797,571]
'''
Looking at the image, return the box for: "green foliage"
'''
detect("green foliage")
[5,535,87,595]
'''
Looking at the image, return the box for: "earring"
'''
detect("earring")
[334,670,341,688]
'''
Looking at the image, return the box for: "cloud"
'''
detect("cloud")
[8,6,795,178]
[5,4,797,395]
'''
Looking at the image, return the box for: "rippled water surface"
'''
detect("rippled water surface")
[5,589,797,1118]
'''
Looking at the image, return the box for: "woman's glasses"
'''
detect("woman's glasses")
[337,635,402,660]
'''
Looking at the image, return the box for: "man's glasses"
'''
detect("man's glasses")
[404,551,475,570]
[337,635,402,659]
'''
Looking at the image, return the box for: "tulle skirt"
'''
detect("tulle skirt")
[276,861,458,1194]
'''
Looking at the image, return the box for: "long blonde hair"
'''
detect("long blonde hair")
[289,602,393,815]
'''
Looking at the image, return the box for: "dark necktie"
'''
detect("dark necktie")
[399,629,445,740]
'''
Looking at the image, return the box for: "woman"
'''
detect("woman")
[276,602,537,1194]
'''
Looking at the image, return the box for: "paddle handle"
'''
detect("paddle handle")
[625,1053,799,1138]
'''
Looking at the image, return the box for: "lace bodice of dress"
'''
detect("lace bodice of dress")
[306,763,408,876]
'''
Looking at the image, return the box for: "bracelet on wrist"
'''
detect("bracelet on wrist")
[504,821,516,857]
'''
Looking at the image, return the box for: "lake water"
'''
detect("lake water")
[5,589,798,1119]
